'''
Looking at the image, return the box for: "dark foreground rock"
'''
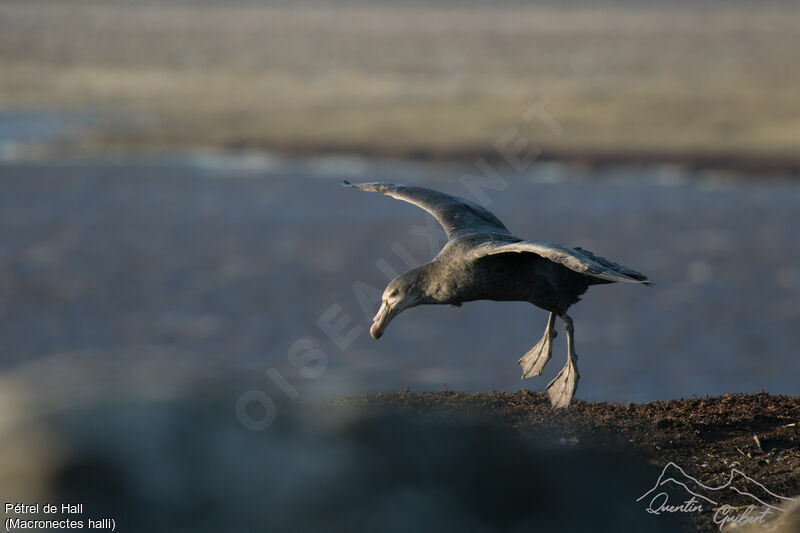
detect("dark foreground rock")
[1,390,797,533]
[333,391,800,532]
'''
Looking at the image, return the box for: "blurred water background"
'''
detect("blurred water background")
[1,140,798,405]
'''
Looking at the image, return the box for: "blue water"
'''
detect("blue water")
[0,152,798,405]
[0,110,97,159]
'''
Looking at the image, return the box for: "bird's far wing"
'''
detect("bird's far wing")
[474,240,650,284]
[343,181,511,241]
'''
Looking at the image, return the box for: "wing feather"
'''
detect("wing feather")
[474,240,650,284]
[343,181,510,240]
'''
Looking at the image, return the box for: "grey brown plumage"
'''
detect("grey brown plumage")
[343,180,649,407]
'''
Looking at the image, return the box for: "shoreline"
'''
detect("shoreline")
[11,137,800,178]
[259,143,800,176]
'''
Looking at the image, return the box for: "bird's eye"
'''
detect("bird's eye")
[390,289,399,298]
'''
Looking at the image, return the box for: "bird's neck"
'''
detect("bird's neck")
[399,262,439,304]
[415,260,459,305]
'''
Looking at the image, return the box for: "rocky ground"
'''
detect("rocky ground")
[332,391,800,532]
[2,384,798,532]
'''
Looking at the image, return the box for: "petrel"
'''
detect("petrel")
[343,181,650,407]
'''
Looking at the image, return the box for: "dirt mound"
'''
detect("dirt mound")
[332,391,800,532]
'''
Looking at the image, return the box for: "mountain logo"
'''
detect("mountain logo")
[637,462,797,529]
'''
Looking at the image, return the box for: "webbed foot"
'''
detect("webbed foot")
[546,356,579,408]
[519,312,557,379]
[519,329,557,378]
[546,313,579,408]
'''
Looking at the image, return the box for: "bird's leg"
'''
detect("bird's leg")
[546,314,580,408]
[518,312,557,379]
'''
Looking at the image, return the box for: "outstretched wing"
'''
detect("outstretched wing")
[343,181,511,240]
[474,240,650,284]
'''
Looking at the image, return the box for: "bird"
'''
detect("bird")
[343,180,650,408]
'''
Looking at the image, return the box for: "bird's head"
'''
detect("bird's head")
[370,271,428,340]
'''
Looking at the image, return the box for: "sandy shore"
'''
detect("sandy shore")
[2,1,800,171]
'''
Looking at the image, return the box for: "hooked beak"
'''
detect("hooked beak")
[370,301,395,340]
